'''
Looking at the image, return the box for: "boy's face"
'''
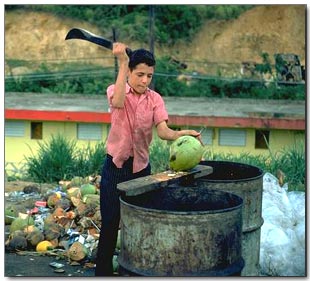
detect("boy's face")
[128,63,154,94]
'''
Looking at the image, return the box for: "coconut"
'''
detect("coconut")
[169,135,204,171]
[5,206,19,225]
[66,187,81,199]
[68,241,88,261]
[26,229,45,247]
[80,183,97,197]
[47,194,61,208]
[10,216,35,234]
[7,236,28,251]
[82,194,100,205]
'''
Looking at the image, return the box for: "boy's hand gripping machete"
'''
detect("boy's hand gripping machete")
[65,28,132,57]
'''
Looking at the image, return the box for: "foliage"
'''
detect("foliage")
[73,142,106,177]
[24,134,106,183]
[24,134,78,183]
[255,52,273,74]
[5,62,115,95]
[5,6,305,100]
[22,134,305,191]
[203,140,305,192]
[149,138,170,174]
[6,63,305,99]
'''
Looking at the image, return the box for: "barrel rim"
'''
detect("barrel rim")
[120,190,243,215]
[199,160,264,183]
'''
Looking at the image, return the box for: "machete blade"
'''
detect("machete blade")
[65,27,132,57]
[65,28,113,50]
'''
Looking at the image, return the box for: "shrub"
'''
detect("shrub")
[24,134,77,183]
[24,134,106,183]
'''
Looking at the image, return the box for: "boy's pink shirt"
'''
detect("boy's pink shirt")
[106,83,168,173]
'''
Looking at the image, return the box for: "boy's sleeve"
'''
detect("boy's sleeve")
[106,84,115,109]
[154,94,169,126]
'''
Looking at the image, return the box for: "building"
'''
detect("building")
[5,92,305,177]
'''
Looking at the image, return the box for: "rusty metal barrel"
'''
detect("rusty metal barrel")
[118,185,244,276]
[196,160,264,276]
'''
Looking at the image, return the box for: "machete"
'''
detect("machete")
[65,28,132,57]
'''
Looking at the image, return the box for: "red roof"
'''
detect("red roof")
[5,108,305,130]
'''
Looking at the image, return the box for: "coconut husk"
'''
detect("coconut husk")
[79,217,93,228]
[57,217,71,227]
[53,207,66,218]
[23,225,37,234]
[49,238,59,248]
[75,202,87,216]
[44,222,64,241]
[59,180,71,191]
[47,194,61,208]
[68,241,88,261]
[55,197,72,210]
[26,230,44,247]
[78,203,98,217]
[68,176,87,188]
[92,210,102,223]
[70,197,81,207]
[66,211,76,220]
[10,216,34,233]
[82,194,100,206]
[88,227,100,238]
[44,213,56,224]
[7,236,28,251]
[66,187,82,199]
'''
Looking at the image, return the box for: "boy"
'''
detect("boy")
[95,42,201,276]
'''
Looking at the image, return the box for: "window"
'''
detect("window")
[201,128,213,145]
[219,129,246,146]
[255,130,270,149]
[77,123,102,140]
[31,122,43,139]
[5,121,25,137]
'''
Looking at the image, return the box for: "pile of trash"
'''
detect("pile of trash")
[260,173,305,276]
[4,175,121,272]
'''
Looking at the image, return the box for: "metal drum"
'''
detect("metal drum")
[196,160,264,276]
[118,185,244,276]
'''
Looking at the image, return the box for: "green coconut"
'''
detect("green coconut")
[169,135,204,171]
[10,216,35,234]
[5,206,19,225]
[82,194,100,205]
[80,183,97,197]
[68,176,86,187]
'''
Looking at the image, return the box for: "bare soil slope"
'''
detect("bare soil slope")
[5,5,306,74]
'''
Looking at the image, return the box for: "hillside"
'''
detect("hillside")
[5,5,306,75]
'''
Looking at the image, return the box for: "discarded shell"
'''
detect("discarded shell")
[68,241,88,261]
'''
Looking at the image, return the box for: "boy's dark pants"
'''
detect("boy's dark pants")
[95,154,151,276]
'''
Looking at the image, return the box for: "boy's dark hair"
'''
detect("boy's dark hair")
[128,49,155,70]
